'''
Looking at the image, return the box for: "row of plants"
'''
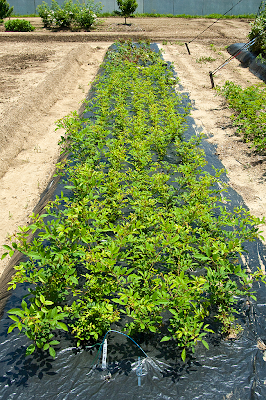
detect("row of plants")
[4,18,35,31]
[37,0,139,29]
[216,81,266,153]
[4,40,265,362]
[0,0,36,30]
[37,0,101,30]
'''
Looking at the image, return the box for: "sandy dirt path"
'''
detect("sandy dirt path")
[0,17,265,279]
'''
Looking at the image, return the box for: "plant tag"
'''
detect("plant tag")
[136,356,142,387]
[102,339,107,369]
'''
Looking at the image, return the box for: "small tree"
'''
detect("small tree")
[0,0,14,21]
[117,0,138,25]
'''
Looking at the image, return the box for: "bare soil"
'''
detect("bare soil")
[0,17,265,278]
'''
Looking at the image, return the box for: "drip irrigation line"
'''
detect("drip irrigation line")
[211,37,257,75]
[209,37,257,88]
[86,343,102,349]
[185,0,244,54]
[97,329,149,365]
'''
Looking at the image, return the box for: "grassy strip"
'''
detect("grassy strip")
[9,13,255,19]
[100,12,255,19]
[10,14,39,18]
[217,81,266,153]
[4,40,265,362]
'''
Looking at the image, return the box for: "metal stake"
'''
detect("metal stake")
[209,71,215,89]
[185,43,191,55]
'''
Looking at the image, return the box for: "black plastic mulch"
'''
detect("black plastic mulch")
[0,44,266,400]
[227,43,266,82]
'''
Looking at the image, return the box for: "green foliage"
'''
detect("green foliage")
[4,18,35,31]
[133,13,255,19]
[217,81,266,152]
[5,40,265,361]
[116,0,138,24]
[196,56,216,63]
[249,1,266,55]
[11,14,38,17]
[0,0,13,20]
[8,296,68,358]
[37,0,101,30]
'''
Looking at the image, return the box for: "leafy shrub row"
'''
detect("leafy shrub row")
[4,40,265,361]
[4,18,35,31]
[217,81,266,152]
[37,0,101,30]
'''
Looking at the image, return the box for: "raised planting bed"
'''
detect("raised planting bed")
[1,40,266,399]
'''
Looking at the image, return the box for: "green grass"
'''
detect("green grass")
[10,14,38,18]
[196,56,216,63]
[9,12,255,20]
[99,12,255,19]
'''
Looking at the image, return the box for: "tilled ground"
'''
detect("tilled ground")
[0,17,265,280]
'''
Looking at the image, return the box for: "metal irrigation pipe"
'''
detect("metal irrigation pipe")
[185,0,244,55]
[209,37,257,88]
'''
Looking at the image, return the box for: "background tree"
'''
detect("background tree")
[0,0,13,22]
[116,0,138,25]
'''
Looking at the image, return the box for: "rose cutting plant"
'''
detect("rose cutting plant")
[37,0,101,30]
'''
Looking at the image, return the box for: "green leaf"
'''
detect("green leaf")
[49,347,56,358]
[112,298,125,305]
[1,252,8,260]
[49,340,60,346]
[36,340,43,349]
[43,343,50,351]
[160,336,172,342]
[57,322,68,331]
[193,254,210,261]
[250,295,257,301]
[35,298,41,307]
[28,251,42,260]
[40,294,45,304]
[201,340,209,350]
[3,245,12,251]
[8,308,25,318]
[44,300,54,306]
[69,276,79,285]
[9,315,19,322]
[50,307,58,318]
[155,299,169,305]
[25,344,35,356]
[7,323,17,333]
[21,300,28,311]
[181,348,186,362]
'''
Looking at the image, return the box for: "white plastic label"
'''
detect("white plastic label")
[102,339,107,370]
